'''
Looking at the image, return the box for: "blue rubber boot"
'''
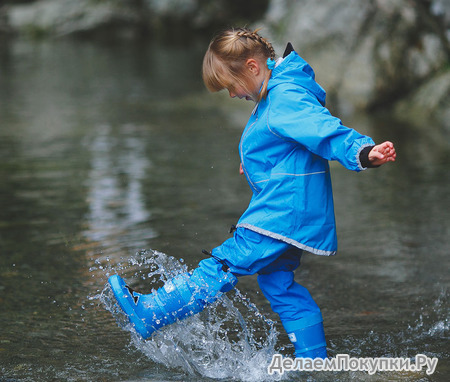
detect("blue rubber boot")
[282,313,327,359]
[108,263,237,339]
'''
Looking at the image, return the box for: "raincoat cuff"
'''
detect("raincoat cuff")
[359,145,380,169]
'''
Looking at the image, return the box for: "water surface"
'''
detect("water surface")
[0,38,448,381]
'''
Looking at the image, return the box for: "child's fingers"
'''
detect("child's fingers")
[369,142,396,165]
[373,150,385,159]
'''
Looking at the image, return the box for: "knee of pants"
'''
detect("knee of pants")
[257,248,302,275]
[257,270,295,299]
[257,271,320,322]
[190,257,238,302]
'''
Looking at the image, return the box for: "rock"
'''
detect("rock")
[2,0,269,39]
[6,0,146,39]
[144,0,197,18]
[2,0,448,127]
[394,69,450,130]
[262,0,450,120]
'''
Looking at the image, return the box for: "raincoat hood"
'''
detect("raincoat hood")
[267,52,326,107]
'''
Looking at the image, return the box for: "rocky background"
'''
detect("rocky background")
[1,0,449,129]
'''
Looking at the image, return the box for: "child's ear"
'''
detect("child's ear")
[245,59,260,75]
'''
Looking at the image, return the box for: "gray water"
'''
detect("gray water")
[0,38,448,381]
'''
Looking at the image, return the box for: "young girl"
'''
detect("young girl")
[108,27,396,359]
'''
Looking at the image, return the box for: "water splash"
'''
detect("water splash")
[409,289,449,338]
[97,251,449,381]
[100,250,284,381]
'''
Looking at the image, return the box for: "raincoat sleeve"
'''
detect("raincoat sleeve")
[267,85,375,171]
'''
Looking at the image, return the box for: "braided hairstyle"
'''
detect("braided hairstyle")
[203,27,276,103]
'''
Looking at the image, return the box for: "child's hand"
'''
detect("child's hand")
[368,141,396,166]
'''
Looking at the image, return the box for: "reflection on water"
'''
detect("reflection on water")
[85,123,155,247]
[0,39,448,381]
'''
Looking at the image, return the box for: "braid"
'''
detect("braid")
[234,28,276,60]
[203,27,277,102]
[233,28,276,103]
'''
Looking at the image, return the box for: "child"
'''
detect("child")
[108,27,396,359]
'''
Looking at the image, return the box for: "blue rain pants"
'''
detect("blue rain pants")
[195,227,321,321]
[192,227,325,357]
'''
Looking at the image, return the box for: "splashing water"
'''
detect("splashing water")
[95,251,449,381]
[99,250,284,381]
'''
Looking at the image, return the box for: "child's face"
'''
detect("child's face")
[225,58,267,102]
[227,83,255,101]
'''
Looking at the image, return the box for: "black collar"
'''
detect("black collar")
[282,42,294,58]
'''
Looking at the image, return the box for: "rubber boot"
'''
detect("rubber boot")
[108,267,237,339]
[282,312,327,359]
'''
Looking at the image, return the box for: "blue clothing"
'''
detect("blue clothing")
[197,229,320,323]
[198,51,379,356]
[196,231,326,358]
[257,249,321,322]
[195,51,377,357]
[236,51,375,256]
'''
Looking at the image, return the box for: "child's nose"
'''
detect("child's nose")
[228,90,236,98]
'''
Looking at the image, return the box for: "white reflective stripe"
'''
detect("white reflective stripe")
[272,171,327,177]
[254,170,327,184]
[236,223,336,256]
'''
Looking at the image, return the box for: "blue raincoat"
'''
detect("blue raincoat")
[235,51,375,256]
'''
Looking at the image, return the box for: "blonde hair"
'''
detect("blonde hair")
[202,27,276,103]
